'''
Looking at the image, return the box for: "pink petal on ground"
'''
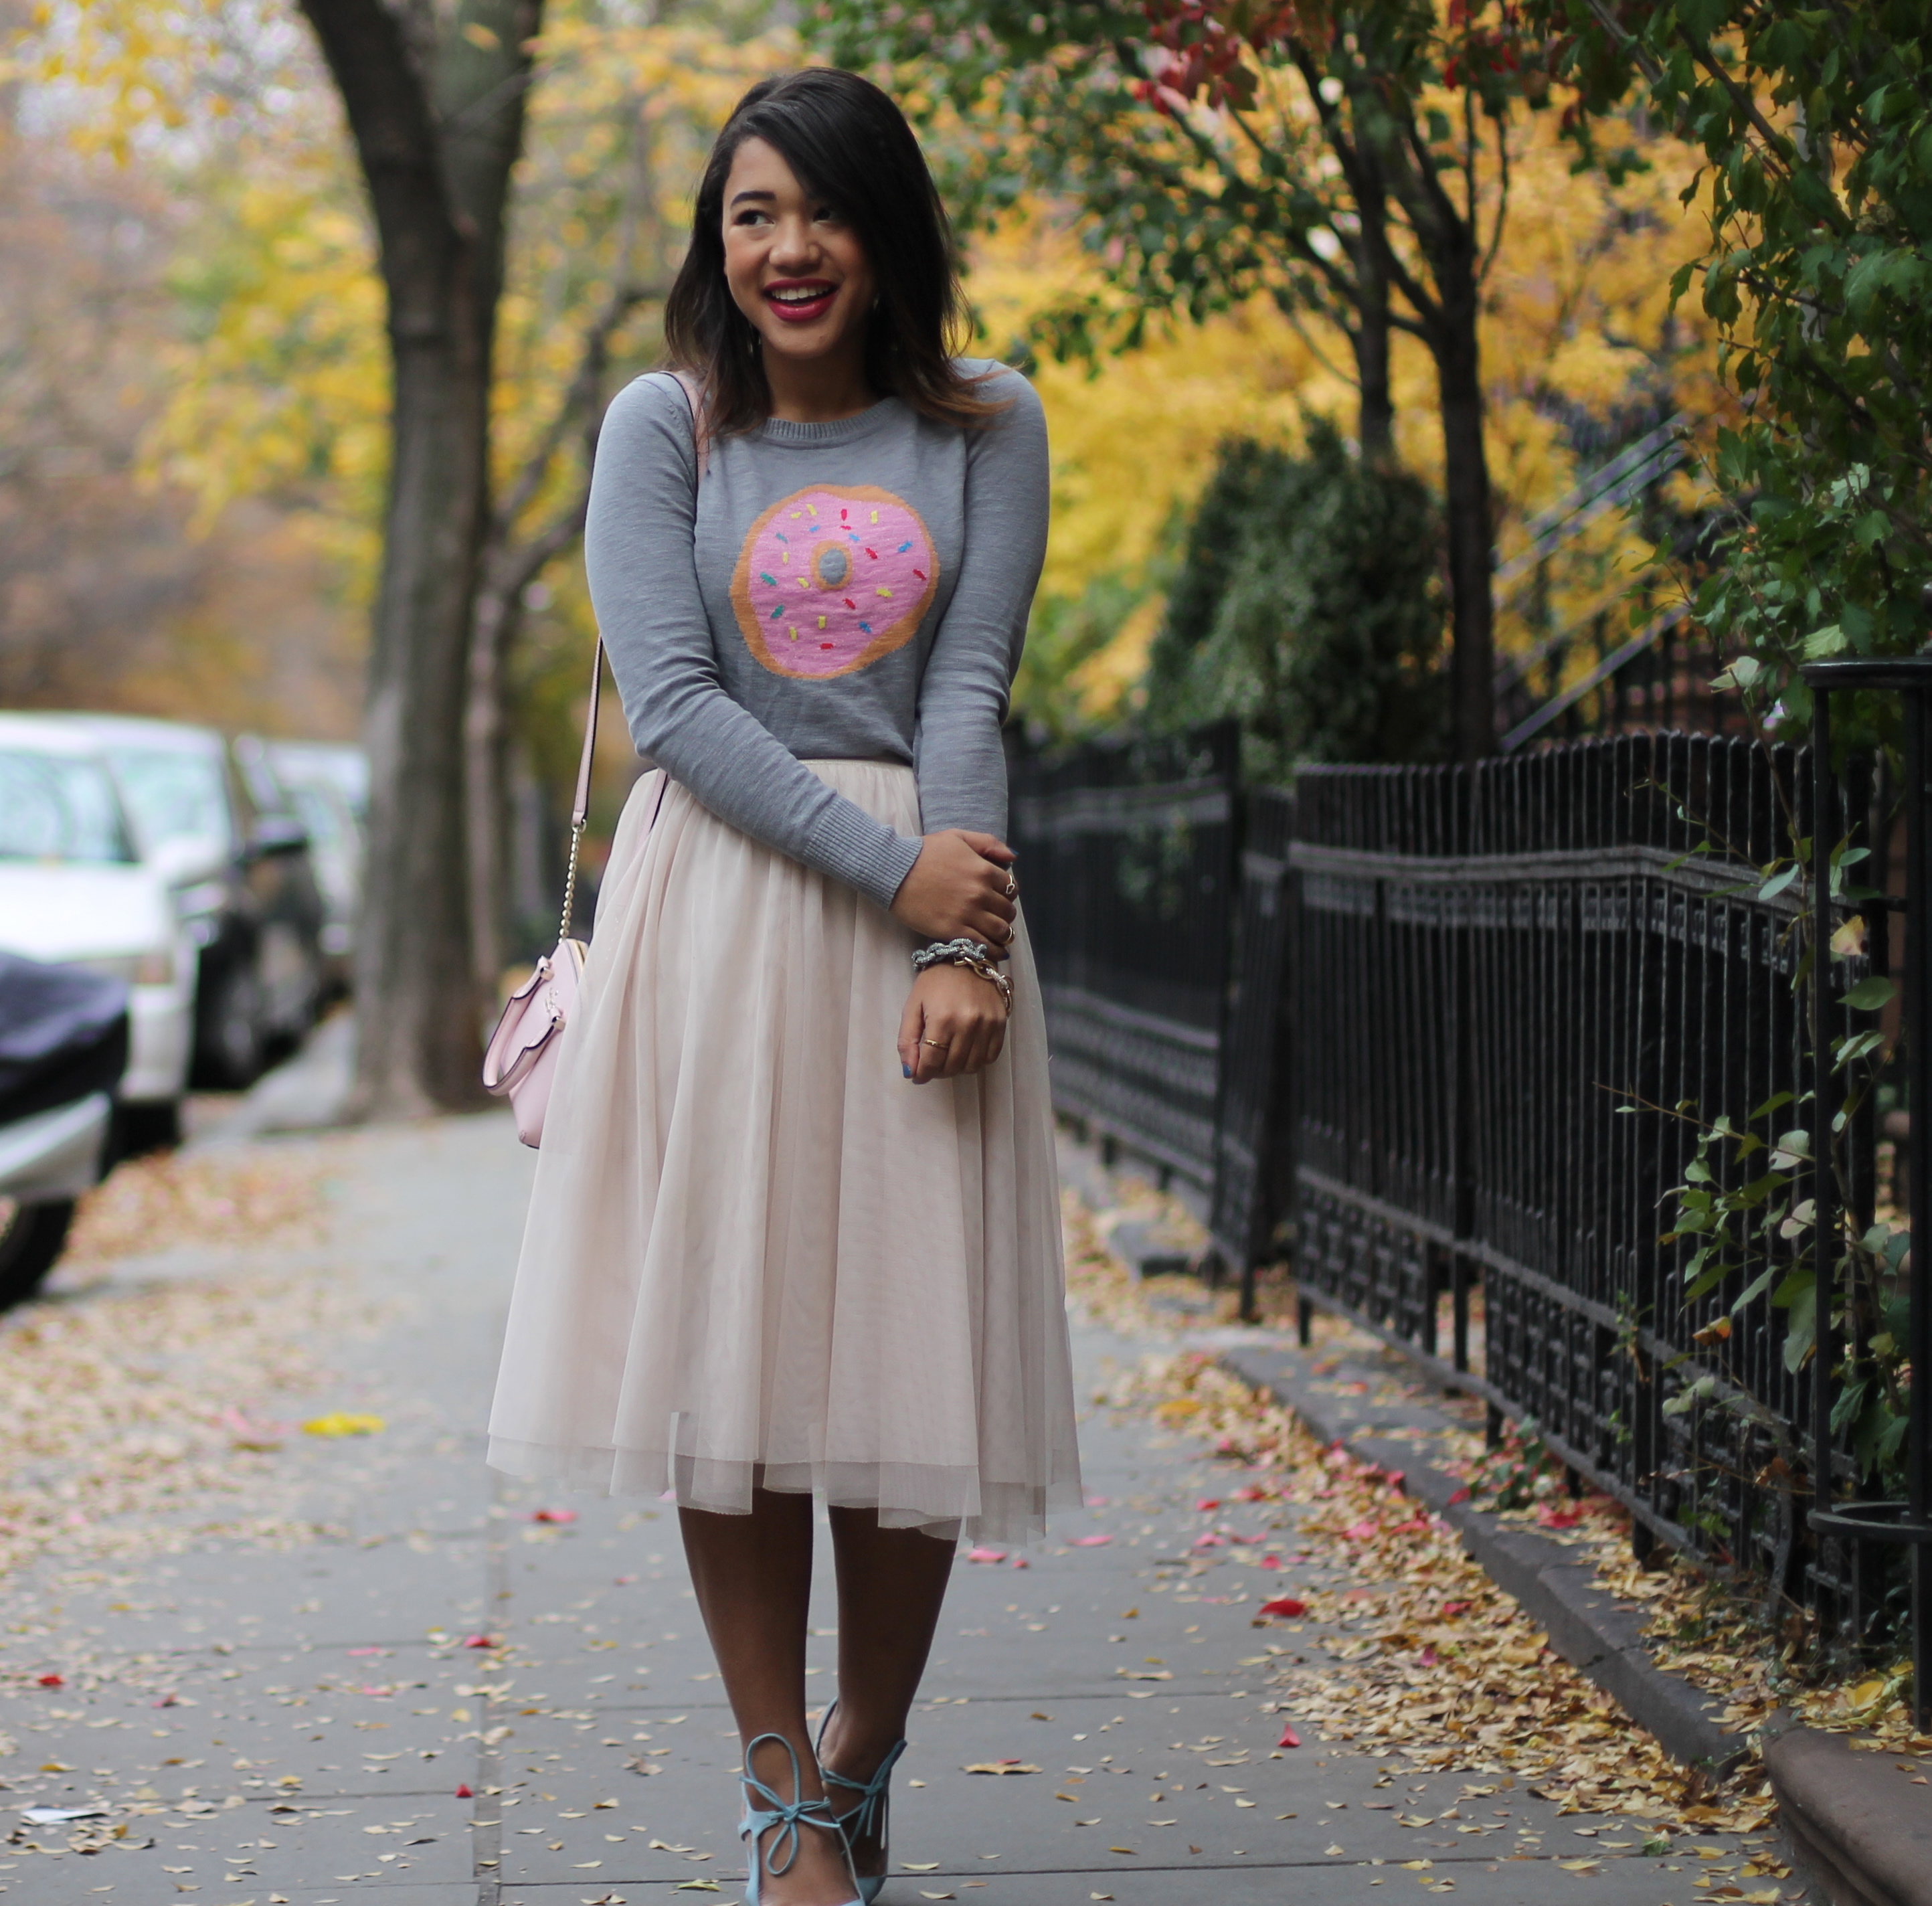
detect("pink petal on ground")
[1258,1597,1307,1619]
[1195,1498,1222,1512]
[1069,1535,1113,1547]
[461,1634,498,1648]
[966,1547,1008,1564]
[1277,1723,1302,1749]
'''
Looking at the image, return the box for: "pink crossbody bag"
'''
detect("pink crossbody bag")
[481,373,708,1146]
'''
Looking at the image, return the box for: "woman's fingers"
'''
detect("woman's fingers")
[889,831,1020,944]
[897,986,924,1077]
[902,964,1009,1084]
[960,831,1017,867]
[946,1015,986,1079]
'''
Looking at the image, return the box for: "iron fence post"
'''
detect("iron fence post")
[1811,687,1840,1569]
[1910,686,1931,1727]
[1804,656,1932,1726]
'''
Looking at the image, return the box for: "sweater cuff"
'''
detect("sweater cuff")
[806,801,924,912]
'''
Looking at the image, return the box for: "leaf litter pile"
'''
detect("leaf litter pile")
[62,1138,337,1263]
[0,1140,371,1592]
[1064,1195,1814,1852]
[1099,1351,1782,1839]
[1069,1181,1931,1777]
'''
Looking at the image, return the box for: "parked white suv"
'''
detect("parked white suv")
[0,716,194,1150]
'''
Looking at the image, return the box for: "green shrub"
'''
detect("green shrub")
[1145,422,1449,775]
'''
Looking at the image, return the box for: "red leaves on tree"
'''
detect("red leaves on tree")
[1131,0,1324,115]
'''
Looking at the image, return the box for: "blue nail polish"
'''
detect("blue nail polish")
[901,1063,912,1079]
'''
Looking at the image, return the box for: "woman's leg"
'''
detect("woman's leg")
[818,1510,958,1883]
[679,1490,859,1905]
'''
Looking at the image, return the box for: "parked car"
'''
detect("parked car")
[47,715,326,1088]
[264,740,367,988]
[264,738,367,820]
[0,717,193,1150]
[0,953,128,1305]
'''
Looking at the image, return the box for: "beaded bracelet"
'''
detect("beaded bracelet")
[911,937,1015,1013]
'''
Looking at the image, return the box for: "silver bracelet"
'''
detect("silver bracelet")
[911,938,1015,1012]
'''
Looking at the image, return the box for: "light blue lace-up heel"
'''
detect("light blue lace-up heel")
[738,1731,863,1906]
[815,1703,907,1906]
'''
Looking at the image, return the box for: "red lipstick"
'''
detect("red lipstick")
[764,278,838,324]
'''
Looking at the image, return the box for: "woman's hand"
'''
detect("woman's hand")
[889,830,1017,947]
[899,962,1008,1083]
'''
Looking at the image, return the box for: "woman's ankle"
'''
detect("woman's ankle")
[818,1709,903,1774]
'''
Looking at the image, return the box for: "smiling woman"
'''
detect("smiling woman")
[486,66,1079,1906]
[662,71,1006,438]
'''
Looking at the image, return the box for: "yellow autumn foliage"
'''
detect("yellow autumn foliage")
[15,2,1724,744]
[988,100,1722,728]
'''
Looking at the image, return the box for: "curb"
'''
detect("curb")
[1765,1726,1932,1906]
[1217,1338,1932,1905]
[1061,1130,1932,1898]
[1215,1340,1753,1776]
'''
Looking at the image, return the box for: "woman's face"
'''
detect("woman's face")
[721,136,876,373]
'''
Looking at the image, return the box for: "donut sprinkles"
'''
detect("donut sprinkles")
[729,485,940,680]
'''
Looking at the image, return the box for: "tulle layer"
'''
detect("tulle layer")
[486,760,1081,1545]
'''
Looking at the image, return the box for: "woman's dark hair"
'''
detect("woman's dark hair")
[663,68,1002,435]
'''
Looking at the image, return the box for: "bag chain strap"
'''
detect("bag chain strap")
[556,371,706,947]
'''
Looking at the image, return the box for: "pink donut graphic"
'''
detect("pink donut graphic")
[730,485,940,680]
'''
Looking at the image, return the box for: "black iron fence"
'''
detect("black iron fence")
[1022,720,1926,1693]
[1009,723,1238,1193]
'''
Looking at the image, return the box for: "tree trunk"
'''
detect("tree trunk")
[1353,280,1394,466]
[1350,168,1395,465]
[1350,90,1500,762]
[298,0,542,1116]
[1435,305,1496,763]
[362,311,493,1112]
[464,566,521,996]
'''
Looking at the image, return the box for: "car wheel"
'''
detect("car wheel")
[199,964,266,1089]
[0,1199,76,1308]
[117,1100,183,1158]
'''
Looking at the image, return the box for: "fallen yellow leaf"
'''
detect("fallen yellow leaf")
[302,1411,385,1437]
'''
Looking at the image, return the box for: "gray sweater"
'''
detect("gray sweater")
[584,361,1050,911]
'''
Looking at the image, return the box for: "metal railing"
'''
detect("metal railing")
[1025,720,1923,1686]
[1496,604,1729,750]
[1008,723,1239,1192]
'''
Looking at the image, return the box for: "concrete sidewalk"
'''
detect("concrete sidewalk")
[0,1114,1774,1903]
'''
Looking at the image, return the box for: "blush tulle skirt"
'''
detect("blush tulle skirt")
[486,760,1081,1545]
